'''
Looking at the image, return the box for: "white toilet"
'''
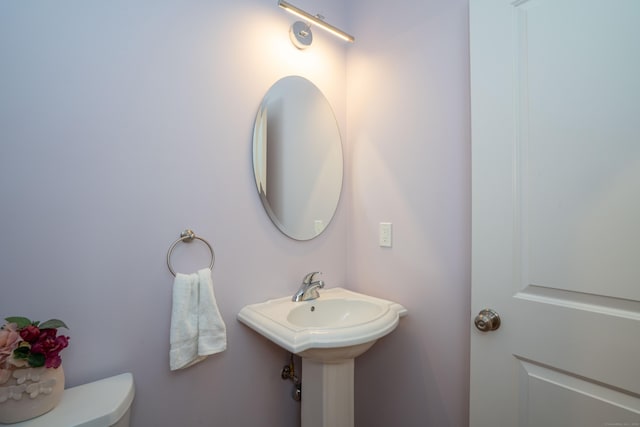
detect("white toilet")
[11,373,135,427]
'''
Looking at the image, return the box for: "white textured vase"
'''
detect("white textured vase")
[0,366,65,424]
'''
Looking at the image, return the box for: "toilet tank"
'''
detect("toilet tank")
[11,373,135,427]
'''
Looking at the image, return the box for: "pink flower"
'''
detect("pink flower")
[0,323,22,368]
[1,318,69,369]
[55,335,69,350]
[19,325,40,343]
[0,323,20,348]
[45,354,62,369]
[31,330,69,368]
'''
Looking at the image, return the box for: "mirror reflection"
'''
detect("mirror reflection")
[253,76,343,240]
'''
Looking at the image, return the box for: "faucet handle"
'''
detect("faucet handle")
[303,271,321,284]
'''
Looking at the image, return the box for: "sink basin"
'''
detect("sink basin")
[237,287,407,359]
[287,298,385,328]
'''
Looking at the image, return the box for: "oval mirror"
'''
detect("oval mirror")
[253,76,344,240]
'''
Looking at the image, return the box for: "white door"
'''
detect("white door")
[470,1,640,426]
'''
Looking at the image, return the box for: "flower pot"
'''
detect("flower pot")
[0,366,65,424]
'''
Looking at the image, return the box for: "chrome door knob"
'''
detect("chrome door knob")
[474,309,501,332]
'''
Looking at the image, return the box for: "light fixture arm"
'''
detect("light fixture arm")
[278,0,355,43]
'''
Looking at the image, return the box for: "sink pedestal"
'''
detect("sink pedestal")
[301,358,354,427]
[299,341,376,427]
[236,287,408,427]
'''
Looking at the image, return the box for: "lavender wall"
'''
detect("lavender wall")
[0,1,349,426]
[346,0,471,426]
[1,0,471,425]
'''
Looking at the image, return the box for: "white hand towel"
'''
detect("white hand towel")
[196,268,227,357]
[170,268,227,371]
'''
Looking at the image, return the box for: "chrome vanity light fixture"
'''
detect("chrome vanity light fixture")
[278,0,355,49]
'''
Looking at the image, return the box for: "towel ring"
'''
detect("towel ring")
[166,229,215,277]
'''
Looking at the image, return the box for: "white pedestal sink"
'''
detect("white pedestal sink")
[237,287,407,427]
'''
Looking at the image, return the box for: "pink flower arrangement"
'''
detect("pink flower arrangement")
[0,317,69,370]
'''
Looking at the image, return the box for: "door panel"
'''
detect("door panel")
[520,0,640,300]
[522,360,640,427]
[470,0,640,425]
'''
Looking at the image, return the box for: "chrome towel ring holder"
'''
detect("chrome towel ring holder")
[166,229,215,277]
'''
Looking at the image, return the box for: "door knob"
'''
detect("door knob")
[474,309,501,332]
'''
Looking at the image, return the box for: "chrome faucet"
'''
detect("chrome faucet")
[292,272,325,302]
